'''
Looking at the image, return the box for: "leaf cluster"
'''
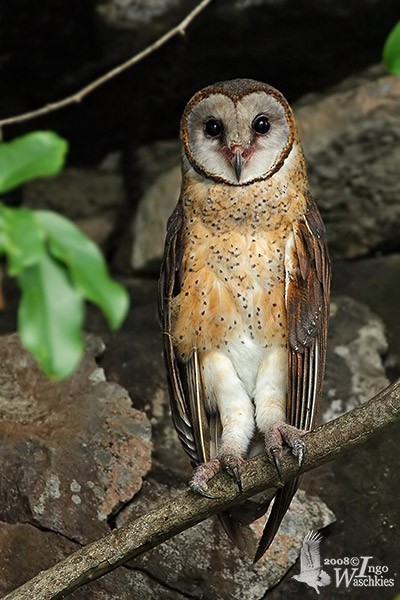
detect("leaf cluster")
[383,22,400,74]
[0,132,129,378]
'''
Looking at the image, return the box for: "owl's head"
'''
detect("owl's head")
[180,79,298,186]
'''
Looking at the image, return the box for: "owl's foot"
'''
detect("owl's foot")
[265,423,306,481]
[189,450,244,498]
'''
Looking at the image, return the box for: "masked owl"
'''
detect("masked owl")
[159,79,330,560]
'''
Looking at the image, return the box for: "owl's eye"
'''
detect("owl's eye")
[252,115,270,135]
[204,119,223,138]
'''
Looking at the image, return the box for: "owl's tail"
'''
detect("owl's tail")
[254,478,300,562]
[218,488,277,560]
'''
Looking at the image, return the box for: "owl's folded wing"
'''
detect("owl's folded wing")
[159,199,209,466]
[255,194,331,560]
[287,194,331,431]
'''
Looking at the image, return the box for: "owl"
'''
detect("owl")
[159,79,330,561]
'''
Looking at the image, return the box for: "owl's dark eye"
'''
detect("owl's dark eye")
[204,118,223,138]
[252,115,270,135]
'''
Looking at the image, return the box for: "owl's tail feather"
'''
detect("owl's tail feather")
[218,512,258,559]
[254,478,300,562]
[218,492,276,558]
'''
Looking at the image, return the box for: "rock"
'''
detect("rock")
[0,521,187,599]
[321,295,389,423]
[296,70,400,259]
[128,140,180,273]
[118,478,335,600]
[129,139,180,271]
[273,404,399,599]
[332,254,400,379]
[0,273,395,596]
[131,164,181,271]
[23,163,126,247]
[0,333,151,544]
[88,278,191,477]
[97,0,182,27]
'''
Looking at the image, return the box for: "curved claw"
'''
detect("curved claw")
[189,458,221,499]
[270,448,283,482]
[190,452,244,498]
[189,480,219,499]
[217,450,243,492]
[227,463,243,493]
[277,424,306,470]
[292,440,305,468]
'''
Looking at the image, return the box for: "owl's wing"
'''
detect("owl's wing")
[287,195,331,430]
[255,195,331,560]
[159,199,209,466]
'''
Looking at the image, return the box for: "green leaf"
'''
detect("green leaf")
[0,204,45,275]
[36,210,129,329]
[17,253,85,379]
[383,21,400,75]
[0,131,68,195]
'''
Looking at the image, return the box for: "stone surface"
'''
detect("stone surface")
[131,164,181,271]
[23,164,126,247]
[0,333,151,544]
[332,254,400,380]
[0,521,187,599]
[97,0,182,27]
[119,478,334,600]
[321,295,389,423]
[268,418,400,599]
[297,70,400,259]
[88,279,190,477]
[129,139,180,272]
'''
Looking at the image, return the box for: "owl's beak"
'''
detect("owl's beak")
[232,147,244,182]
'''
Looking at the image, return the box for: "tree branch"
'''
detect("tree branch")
[4,378,400,600]
[0,0,213,128]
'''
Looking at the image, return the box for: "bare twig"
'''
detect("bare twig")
[0,0,213,128]
[3,379,400,600]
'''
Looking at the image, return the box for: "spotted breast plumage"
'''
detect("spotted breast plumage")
[159,79,330,561]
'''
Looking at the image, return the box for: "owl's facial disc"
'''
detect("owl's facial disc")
[183,89,294,185]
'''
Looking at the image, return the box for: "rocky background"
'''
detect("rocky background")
[0,1,400,598]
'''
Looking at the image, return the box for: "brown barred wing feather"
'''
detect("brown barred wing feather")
[255,196,330,561]
[159,200,209,466]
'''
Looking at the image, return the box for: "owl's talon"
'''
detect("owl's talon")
[189,481,219,499]
[227,463,243,492]
[189,452,244,497]
[220,451,243,492]
[269,448,284,482]
[277,424,306,469]
[190,458,221,498]
[292,441,305,467]
[265,423,306,478]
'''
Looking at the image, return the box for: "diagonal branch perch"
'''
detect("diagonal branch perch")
[0,0,213,128]
[4,378,400,600]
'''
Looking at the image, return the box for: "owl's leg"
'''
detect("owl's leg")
[190,350,254,497]
[254,346,305,479]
